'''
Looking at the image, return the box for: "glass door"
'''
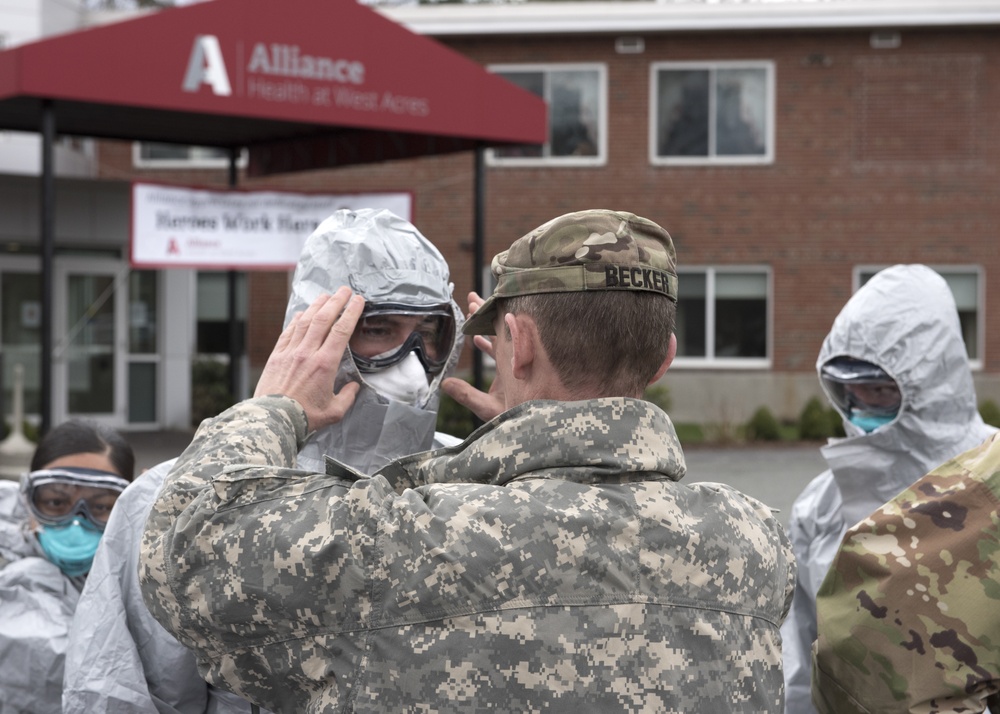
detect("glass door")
[0,259,43,423]
[54,260,128,428]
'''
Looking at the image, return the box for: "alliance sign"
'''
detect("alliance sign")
[181,33,429,120]
[0,0,548,149]
[131,183,412,270]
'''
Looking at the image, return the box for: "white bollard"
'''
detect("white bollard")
[0,364,36,481]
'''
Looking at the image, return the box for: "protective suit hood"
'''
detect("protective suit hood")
[817,264,994,526]
[283,208,464,475]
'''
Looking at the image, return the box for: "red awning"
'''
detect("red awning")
[1,0,541,432]
[0,0,546,169]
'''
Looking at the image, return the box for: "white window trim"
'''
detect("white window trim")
[671,265,773,370]
[132,143,248,170]
[854,264,984,370]
[649,60,776,167]
[486,62,608,168]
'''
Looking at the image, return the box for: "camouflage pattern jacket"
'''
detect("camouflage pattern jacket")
[141,395,795,714]
[813,430,1000,713]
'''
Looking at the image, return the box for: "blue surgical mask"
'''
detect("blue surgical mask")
[849,412,896,434]
[36,518,103,577]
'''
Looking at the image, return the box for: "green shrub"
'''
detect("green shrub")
[1,419,38,443]
[745,406,781,441]
[191,359,233,427]
[435,377,492,441]
[672,422,704,443]
[828,407,847,437]
[980,400,1000,428]
[799,397,833,440]
[642,383,671,413]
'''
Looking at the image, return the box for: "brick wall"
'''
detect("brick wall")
[98,24,1000,416]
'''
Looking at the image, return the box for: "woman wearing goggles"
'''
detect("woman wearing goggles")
[25,467,130,530]
[1,419,134,714]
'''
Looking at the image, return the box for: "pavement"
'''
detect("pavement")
[683,443,826,528]
[125,430,825,529]
[125,430,197,474]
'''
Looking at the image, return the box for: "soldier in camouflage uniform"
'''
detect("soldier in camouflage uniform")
[812,430,1000,713]
[140,209,796,713]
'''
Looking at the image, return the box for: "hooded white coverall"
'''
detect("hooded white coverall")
[781,264,996,714]
[62,208,464,713]
[0,480,80,714]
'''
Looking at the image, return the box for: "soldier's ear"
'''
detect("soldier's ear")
[648,333,676,385]
[506,312,536,380]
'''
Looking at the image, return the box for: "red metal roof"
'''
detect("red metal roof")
[0,0,547,170]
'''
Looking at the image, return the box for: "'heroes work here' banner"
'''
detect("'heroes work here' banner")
[130,182,411,269]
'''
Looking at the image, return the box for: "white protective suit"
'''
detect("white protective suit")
[0,480,83,714]
[781,264,996,714]
[63,207,464,713]
[63,461,259,714]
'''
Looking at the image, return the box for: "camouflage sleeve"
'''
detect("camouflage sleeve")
[139,395,357,708]
[812,432,1000,714]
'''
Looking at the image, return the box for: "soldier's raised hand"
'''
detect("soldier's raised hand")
[254,287,365,432]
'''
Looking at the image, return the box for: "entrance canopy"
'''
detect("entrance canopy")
[0,0,546,434]
[0,0,547,169]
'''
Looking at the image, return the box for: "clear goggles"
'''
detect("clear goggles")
[21,467,130,530]
[820,357,902,418]
[349,303,456,376]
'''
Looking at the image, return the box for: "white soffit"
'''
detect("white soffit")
[377,1,1000,36]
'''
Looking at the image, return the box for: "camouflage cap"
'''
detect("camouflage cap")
[463,209,678,335]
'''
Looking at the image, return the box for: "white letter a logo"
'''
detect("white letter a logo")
[182,35,232,96]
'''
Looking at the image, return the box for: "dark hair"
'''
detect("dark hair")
[30,420,136,480]
[499,290,676,397]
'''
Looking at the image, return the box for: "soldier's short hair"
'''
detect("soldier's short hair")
[498,289,676,396]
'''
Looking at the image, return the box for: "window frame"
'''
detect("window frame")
[671,265,773,370]
[649,60,776,167]
[486,62,608,168]
[854,264,984,370]
[132,143,248,170]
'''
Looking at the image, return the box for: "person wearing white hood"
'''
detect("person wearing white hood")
[780,263,996,714]
[62,208,464,714]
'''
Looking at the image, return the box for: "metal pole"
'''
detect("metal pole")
[40,101,55,436]
[472,147,486,396]
[227,149,240,403]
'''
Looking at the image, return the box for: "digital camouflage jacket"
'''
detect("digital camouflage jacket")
[141,395,795,714]
[813,430,1000,713]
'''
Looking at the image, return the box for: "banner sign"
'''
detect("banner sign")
[130,182,411,270]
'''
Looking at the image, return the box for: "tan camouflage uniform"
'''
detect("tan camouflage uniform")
[141,394,795,713]
[813,430,1000,713]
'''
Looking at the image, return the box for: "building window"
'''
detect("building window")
[488,64,606,166]
[196,271,246,355]
[858,267,982,367]
[127,271,158,425]
[133,143,247,169]
[673,267,770,367]
[650,61,774,165]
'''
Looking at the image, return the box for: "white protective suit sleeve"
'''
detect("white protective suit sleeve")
[781,472,843,714]
[0,554,79,714]
[63,460,259,714]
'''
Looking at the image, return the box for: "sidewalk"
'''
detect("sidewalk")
[683,444,825,528]
[125,430,196,474]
